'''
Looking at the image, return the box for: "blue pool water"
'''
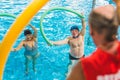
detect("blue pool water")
[0,0,116,80]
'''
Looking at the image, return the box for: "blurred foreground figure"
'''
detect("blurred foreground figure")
[67,0,120,80]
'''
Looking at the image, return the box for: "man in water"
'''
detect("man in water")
[51,16,86,76]
[67,0,120,80]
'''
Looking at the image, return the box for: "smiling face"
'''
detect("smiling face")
[71,29,79,37]
[25,34,33,41]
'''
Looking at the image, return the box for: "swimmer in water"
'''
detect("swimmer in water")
[51,14,86,77]
[12,24,40,74]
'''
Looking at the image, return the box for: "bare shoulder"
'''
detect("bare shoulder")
[67,36,73,44]
[79,33,84,37]
[22,40,26,43]
[67,61,86,80]
[79,33,84,40]
[67,36,73,40]
[21,40,26,45]
[33,38,37,42]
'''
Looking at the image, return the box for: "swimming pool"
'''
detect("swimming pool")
[0,0,115,80]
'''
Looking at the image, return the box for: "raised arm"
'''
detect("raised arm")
[79,18,86,36]
[52,38,69,46]
[29,24,37,38]
[12,41,24,51]
[113,0,120,24]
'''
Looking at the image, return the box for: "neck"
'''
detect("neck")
[73,34,79,39]
[98,40,119,55]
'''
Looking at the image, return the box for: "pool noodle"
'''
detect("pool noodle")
[40,7,84,46]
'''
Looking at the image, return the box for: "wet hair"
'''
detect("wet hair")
[24,29,32,36]
[70,25,79,31]
[89,11,119,42]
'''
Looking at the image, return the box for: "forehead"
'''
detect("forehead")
[26,34,32,36]
[71,29,79,32]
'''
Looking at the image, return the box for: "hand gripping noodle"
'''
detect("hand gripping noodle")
[40,7,84,46]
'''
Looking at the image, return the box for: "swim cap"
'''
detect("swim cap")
[24,29,32,36]
[70,25,79,31]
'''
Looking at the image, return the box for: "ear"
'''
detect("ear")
[89,24,94,36]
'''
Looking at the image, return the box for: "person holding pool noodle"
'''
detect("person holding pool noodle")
[67,0,120,80]
[51,13,86,76]
[12,24,40,74]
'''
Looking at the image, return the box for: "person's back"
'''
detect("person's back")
[81,41,120,80]
[67,42,120,80]
[67,0,120,80]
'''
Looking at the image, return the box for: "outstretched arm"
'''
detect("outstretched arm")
[12,41,24,51]
[29,24,37,38]
[79,18,86,36]
[52,38,69,46]
[113,0,120,24]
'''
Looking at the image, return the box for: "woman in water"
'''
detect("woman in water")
[12,24,40,74]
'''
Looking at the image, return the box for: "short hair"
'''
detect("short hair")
[24,29,32,36]
[70,25,79,31]
[89,11,119,42]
